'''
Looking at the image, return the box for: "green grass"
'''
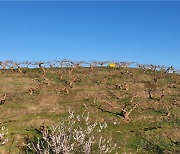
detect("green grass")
[0,67,179,153]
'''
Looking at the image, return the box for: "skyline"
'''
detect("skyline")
[0,1,180,68]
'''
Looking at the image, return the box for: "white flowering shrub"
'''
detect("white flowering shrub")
[0,126,8,145]
[22,111,120,153]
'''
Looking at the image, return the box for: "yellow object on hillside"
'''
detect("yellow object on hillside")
[108,63,117,67]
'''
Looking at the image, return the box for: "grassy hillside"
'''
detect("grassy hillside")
[0,66,180,153]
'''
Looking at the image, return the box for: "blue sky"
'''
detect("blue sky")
[0,1,180,68]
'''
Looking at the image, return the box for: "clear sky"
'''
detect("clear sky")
[0,1,180,68]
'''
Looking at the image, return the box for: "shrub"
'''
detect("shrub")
[0,126,8,145]
[22,111,120,154]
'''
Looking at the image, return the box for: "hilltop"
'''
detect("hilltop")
[0,62,180,153]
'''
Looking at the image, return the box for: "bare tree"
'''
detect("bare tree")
[0,61,8,69]
[119,103,138,121]
[147,90,153,99]
[69,78,78,87]
[0,94,7,105]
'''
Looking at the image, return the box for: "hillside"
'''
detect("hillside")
[0,64,180,153]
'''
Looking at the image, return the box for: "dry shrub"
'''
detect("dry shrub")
[22,111,120,154]
[0,126,8,145]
